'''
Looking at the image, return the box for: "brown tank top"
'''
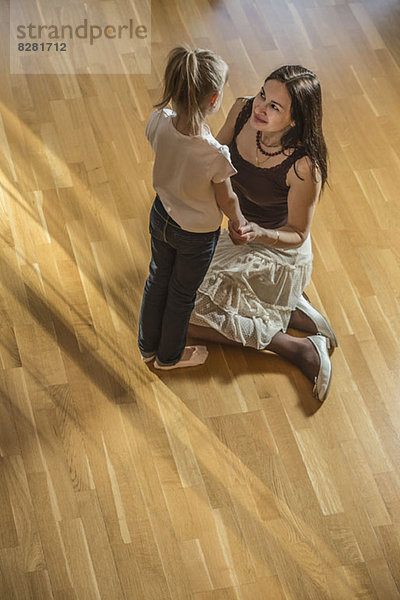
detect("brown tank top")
[229,97,306,229]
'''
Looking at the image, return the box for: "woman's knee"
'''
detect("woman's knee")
[188,323,240,345]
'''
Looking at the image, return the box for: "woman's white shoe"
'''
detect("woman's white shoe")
[297,295,338,349]
[307,334,332,402]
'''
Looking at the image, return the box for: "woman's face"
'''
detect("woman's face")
[250,79,294,137]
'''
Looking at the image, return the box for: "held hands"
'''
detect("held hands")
[228,219,261,245]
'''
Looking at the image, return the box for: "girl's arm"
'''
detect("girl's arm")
[213,178,247,231]
[213,99,250,230]
[229,156,321,248]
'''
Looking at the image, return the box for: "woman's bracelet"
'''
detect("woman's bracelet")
[270,230,280,246]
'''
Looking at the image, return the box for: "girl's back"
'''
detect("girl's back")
[146,107,235,233]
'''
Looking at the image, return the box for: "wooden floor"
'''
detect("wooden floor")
[1,0,400,598]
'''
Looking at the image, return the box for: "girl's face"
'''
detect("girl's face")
[250,79,294,136]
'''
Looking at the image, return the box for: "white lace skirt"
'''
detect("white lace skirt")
[190,229,313,349]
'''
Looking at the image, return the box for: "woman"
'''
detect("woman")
[188,65,337,401]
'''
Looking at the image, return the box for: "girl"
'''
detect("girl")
[138,46,246,370]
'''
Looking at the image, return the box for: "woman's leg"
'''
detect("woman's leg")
[266,332,320,382]
[187,324,241,345]
[288,309,318,334]
[188,324,320,382]
[289,297,338,349]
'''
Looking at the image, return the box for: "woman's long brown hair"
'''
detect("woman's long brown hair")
[266,65,328,189]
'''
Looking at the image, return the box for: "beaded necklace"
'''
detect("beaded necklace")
[255,130,286,165]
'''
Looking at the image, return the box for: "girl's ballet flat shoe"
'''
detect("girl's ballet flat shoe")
[307,334,332,402]
[154,346,208,370]
[142,354,156,362]
[140,352,156,363]
[297,295,338,349]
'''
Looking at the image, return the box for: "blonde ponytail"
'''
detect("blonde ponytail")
[154,46,228,135]
[185,50,201,135]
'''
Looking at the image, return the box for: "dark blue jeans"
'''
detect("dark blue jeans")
[138,196,220,366]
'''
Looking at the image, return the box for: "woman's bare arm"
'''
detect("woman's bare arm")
[279,156,321,245]
[216,98,248,145]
